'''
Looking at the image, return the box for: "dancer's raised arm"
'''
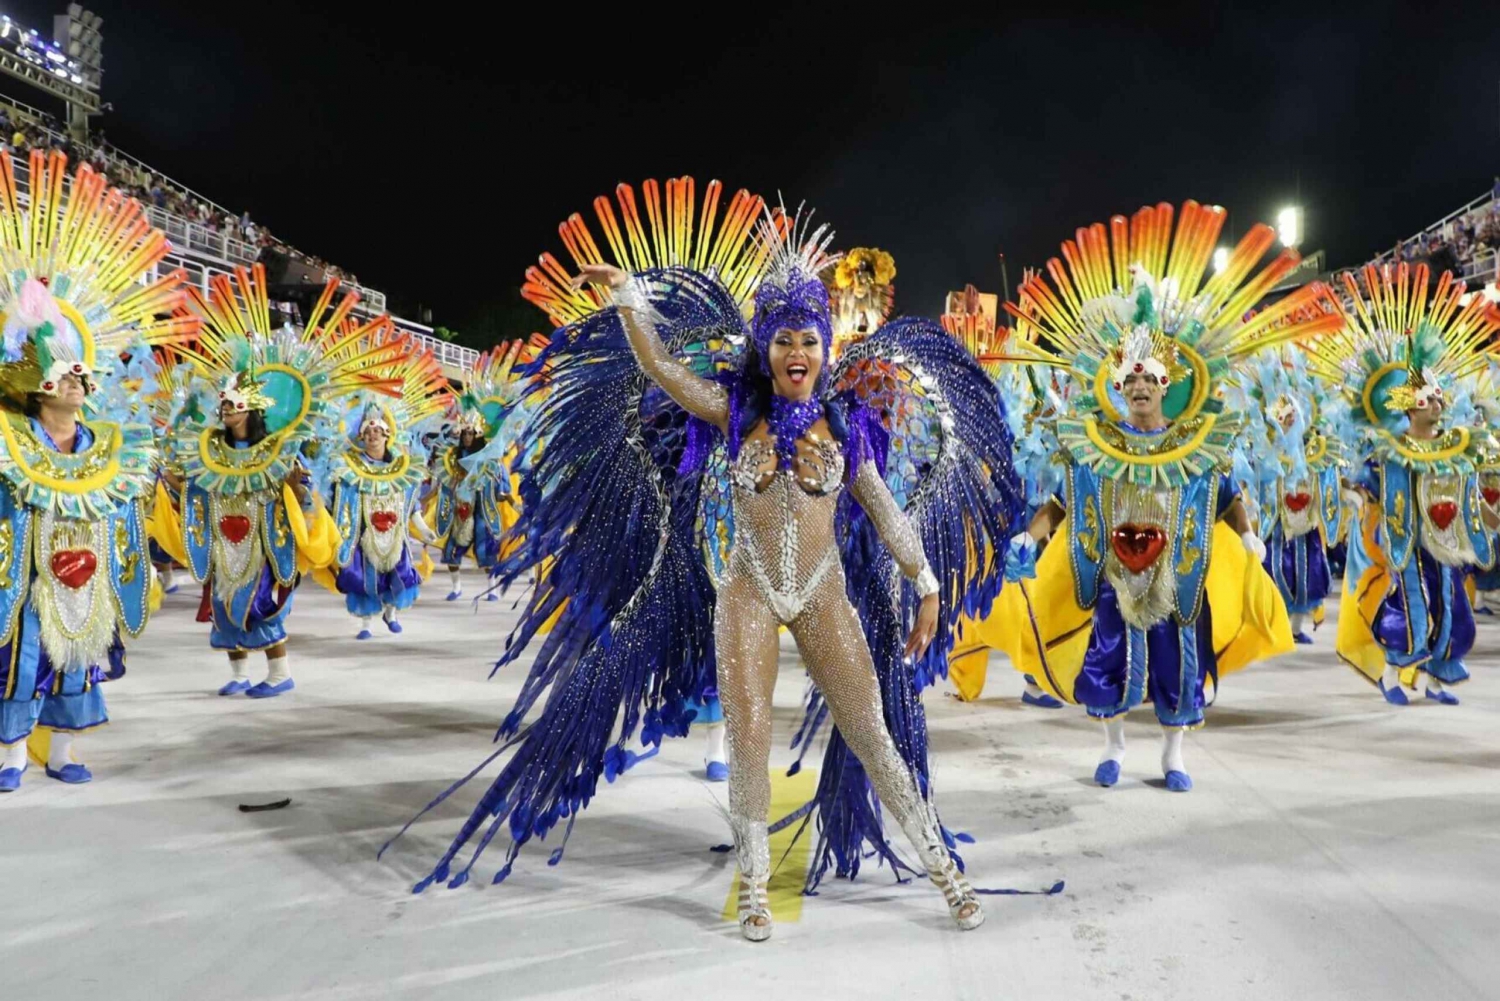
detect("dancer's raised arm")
[572,263,730,432]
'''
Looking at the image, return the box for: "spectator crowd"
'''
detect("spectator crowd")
[0,99,359,288]
[1388,177,1500,282]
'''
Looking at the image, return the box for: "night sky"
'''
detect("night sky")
[6,0,1499,339]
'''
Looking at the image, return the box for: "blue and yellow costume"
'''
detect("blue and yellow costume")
[1315,263,1500,706]
[149,267,406,696]
[1240,350,1350,643]
[972,202,1334,788]
[431,341,540,600]
[328,374,448,637]
[0,150,195,788]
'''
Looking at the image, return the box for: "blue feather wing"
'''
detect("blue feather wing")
[791,316,1025,889]
[394,268,743,889]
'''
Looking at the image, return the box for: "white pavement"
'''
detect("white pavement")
[4,568,1499,1001]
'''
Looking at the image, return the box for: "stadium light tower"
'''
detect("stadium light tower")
[53,4,104,141]
[1277,206,1303,249]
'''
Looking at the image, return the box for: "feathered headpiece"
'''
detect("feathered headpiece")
[454,335,548,439]
[0,151,197,411]
[521,176,781,327]
[169,265,408,438]
[749,200,840,385]
[1303,262,1500,430]
[993,201,1343,486]
[220,367,275,413]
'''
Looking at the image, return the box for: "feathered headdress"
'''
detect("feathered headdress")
[454,335,548,439]
[168,265,409,439]
[521,176,782,328]
[749,199,841,385]
[1303,262,1500,430]
[0,151,197,411]
[993,201,1343,486]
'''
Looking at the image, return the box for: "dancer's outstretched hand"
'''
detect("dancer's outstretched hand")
[571,263,629,290]
[904,593,939,660]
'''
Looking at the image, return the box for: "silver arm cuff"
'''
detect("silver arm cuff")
[913,562,940,599]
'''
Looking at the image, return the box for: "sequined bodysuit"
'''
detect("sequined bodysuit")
[617,295,957,909]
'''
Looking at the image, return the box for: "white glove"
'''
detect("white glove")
[1241,530,1267,563]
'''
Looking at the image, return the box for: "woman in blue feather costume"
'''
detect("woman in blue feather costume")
[394,185,1023,942]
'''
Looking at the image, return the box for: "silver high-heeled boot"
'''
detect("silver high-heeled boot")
[898,800,985,930]
[729,814,772,942]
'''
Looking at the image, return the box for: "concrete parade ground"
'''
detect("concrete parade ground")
[5,568,1497,1001]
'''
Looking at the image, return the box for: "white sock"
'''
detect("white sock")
[448,569,462,594]
[1203,674,1218,707]
[229,658,249,681]
[382,605,397,624]
[48,732,75,771]
[264,654,291,686]
[3,740,26,771]
[1290,612,1307,634]
[1427,677,1445,696]
[704,722,726,765]
[1024,680,1047,698]
[161,567,175,590]
[1381,665,1404,690]
[359,615,372,633]
[1100,718,1126,767]
[1161,727,1186,776]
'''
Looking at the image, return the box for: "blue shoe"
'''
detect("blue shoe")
[1094,760,1121,787]
[485,592,500,603]
[355,629,373,640]
[164,584,180,595]
[217,679,251,696]
[1165,770,1193,792]
[1477,606,1494,616]
[706,760,729,782]
[1379,679,1410,706]
[1293,632,1314,645]
[45,763,92,784]
[1022,690,1064,709]
[1425,689,1460,705]
[246,678,296,699]
[0,764,25,792]
[445,590,462,602]
[385,618,403,634]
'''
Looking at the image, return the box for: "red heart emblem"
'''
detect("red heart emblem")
[371,511,398,532]
[1482,488,1500,506]
[1110,524,1166,574]
[1428,502,1458,531]
[1284,492,1312,512]
[456,503,472,521]
[219,514,252,544]
[50,548,97,588]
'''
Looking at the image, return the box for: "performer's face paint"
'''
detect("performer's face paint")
[1121,371,1167,427]
[768,326,823,402]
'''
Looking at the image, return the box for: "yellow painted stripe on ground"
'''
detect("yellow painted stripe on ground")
[721,767,817,923]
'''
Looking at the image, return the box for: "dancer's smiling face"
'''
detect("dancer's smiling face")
[1122,371,1167,427]
[768,326,822,401]
[360,423,389,458]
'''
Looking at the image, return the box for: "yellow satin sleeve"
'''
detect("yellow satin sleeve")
[283,485,341,574]
[952,520,1292,703]
[146,479,188,568]
[1335,500,1414,685]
